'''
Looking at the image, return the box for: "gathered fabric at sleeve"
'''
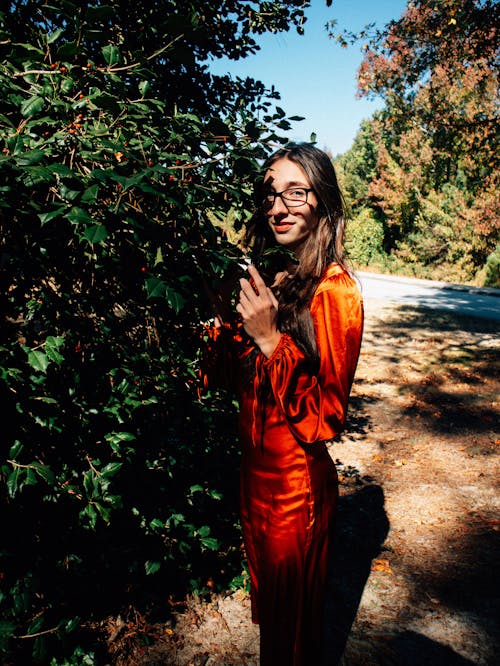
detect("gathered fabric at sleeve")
[263,268,364,444]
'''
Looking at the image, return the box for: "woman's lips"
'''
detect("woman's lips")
[273,222,294,233]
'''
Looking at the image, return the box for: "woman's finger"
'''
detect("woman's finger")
[267,288,279,310]
[247,265,267,292]
[239,277,261,303]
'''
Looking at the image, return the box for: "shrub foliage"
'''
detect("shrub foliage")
[0,1,310,661]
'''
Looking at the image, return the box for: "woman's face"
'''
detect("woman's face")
[263,157,319,253]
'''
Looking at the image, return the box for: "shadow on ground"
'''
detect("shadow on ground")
[387,630,478,665]
[320,303,500,665]
[323,483,389,665]
[364,304,499,440]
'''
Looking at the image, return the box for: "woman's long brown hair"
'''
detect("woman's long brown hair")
[244,143,348,369]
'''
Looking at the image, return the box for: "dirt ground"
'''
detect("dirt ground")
[113,297,499,666]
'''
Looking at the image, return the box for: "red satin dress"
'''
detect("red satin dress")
[203,264,364,666]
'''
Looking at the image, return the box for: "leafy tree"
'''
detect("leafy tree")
[332,0,499,282]
[336,118,380,210]
[0,1,316,662]
[344,206,386,268]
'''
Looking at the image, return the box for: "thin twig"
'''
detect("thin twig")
[106,35,184,72]
[15,626,60,640]
[12,34,184,78]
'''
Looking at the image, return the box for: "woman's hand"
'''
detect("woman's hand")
[236,265,281,358]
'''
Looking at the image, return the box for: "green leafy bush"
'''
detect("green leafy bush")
[0,1,309,661]
[483,245,500,288]
[345,207,386,268]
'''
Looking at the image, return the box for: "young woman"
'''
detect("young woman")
[203,143,364,665]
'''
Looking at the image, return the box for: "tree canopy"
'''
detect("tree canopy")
[335,0,499,284]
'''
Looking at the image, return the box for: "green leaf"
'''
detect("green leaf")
[15,149,45,166]
[45,336,65,364]
[101,462,122,477]
[95,502,112,522]
[59,182,81,201]
[139,80,150,96]
[66,207,93,225]
[59,616,81,634]
[38,205,67,225]
[27,350,49,373]
[50,163,74,177]
[145,277,166,298]
[80,503,98,529]
[81,184,99,203]
[102,44,122,66]
[44,347,64,364]
[7,133,24,154]
[9,441,23,459]
[165,286,185,313]
[200,537,219,551]
[105,431,136,444]
[167,513,184,527]
[34,397,58,405]
[6,468,20,498]
[11,42,44,55]
[61,76,74,94]
[31,462,55,484]
[27,614,44,635]
[25,468,38,486]
[83,470,98,498]
[87,92,120,112]
[46,28,64,44]
[46,335,64,349]
[0,113,16,129]
[21,96,45,117]
[83,224,108,244]
[149,518,165,530]
[57,40,78,58]
[0,622,16,651]
[22,166,55,186]
[145,560,161,575]
[154,247,163,265]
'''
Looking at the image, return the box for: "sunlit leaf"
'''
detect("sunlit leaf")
[21,96,45,117]
[27,350,49,373]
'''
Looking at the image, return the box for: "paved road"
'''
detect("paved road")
[358,272,500,322]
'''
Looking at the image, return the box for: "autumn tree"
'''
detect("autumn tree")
[334,0,499,284]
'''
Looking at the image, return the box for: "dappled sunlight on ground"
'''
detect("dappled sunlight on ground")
[111,298,499,665]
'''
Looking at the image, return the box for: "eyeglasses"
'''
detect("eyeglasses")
[262,187,314,209]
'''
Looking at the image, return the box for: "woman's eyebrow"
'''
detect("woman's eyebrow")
[264,179,309,189]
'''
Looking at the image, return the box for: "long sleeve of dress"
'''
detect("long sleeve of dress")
[260,267,363,444]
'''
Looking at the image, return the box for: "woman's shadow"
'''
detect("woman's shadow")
[323,482,390,665]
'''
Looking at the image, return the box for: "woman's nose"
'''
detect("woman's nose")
[270,194,288,215]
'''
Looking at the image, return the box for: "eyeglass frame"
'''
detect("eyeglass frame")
[262,187,315,209]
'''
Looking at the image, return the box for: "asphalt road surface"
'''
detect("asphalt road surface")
[357,272,500,322]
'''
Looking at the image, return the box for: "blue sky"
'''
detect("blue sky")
[209,0,407,155]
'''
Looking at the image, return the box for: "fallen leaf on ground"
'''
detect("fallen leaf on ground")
[371,558,393,574]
